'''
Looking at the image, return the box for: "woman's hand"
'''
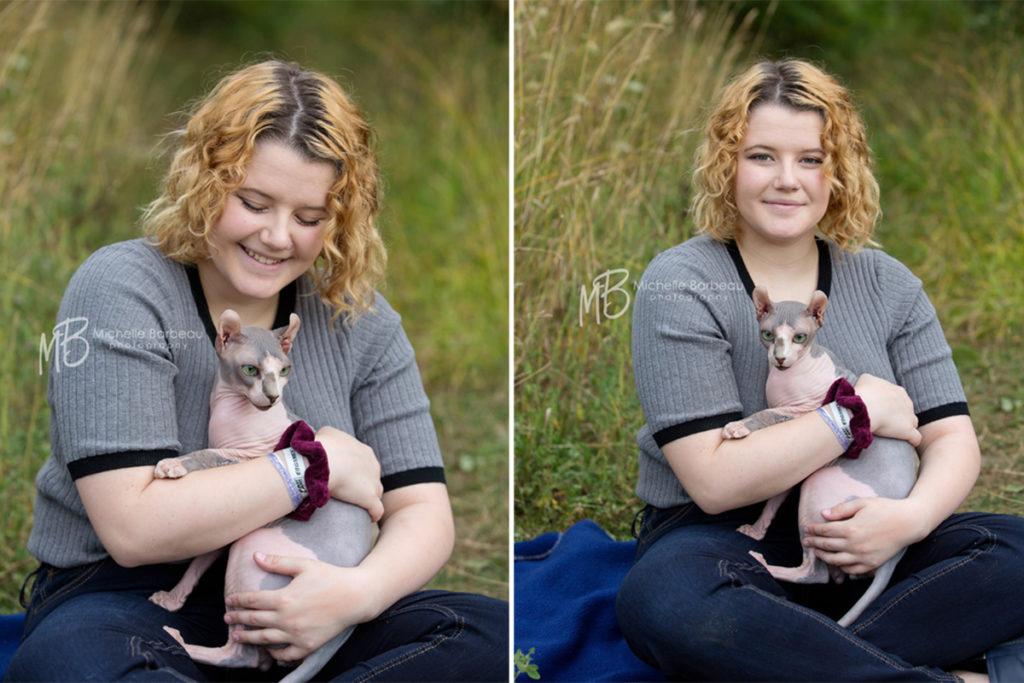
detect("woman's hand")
[802,497,927,575]
[224,552,374,662]
[315,426,384,522]
[854,374,921,447]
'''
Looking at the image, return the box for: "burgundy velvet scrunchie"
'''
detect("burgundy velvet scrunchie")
[823,378,873,459]
[274,420,331,521]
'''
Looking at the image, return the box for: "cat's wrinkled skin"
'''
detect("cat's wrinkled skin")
[723,287,917,628]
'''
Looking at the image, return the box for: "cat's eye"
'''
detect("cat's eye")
[280,366,291,376]
[760,330,774,342]
[793,333,808,343]
[241,365,259,377]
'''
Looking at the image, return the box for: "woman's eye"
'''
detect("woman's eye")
[793,333,808,343]
[238,195,265,212]
[295,215,323,228]
[748,153,772,162]
[802,157,824,166]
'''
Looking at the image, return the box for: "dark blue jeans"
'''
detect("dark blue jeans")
[5,554,507,681]
[616,494,1024,681]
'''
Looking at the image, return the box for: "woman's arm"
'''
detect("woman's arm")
[77,458,294,567]
[663,374,922,515]
[221,482,454,662]
[77,427,385,568]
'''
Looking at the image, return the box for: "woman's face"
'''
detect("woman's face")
[733,103,829,246]
[200,140,336,310]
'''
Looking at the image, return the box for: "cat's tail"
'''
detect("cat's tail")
[836,548,906,628]
[277,626,355,683]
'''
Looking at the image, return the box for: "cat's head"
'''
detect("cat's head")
[751,286,827,370]
[215,309,301,410]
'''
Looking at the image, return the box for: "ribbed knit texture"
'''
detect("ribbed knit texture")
[30,239,443,567]
[631,235,967,508]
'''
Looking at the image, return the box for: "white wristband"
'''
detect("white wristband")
[279,447,309,498]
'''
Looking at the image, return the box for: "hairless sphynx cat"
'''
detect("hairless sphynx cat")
[721,287,917,628]
[149,310,372,682]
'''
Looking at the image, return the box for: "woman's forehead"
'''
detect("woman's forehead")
[744,104,824,149]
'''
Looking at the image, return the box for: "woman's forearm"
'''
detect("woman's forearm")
[77,456,295,567]
[664,410,845,515]
[904,415,980,541]
[352,483,455,622]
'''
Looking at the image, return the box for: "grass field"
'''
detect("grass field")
[514,0,1024,542]
[0,1,508,612]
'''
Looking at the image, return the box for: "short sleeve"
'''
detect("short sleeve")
[349,320,446,491]
[47,245,184,479]
[631,249,745,447]
[880,260,969,425]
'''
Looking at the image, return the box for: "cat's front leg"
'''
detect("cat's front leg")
[154,449,243,479]
[722,409,796,439]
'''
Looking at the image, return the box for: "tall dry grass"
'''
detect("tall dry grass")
[0,0,170,611]
[514,1,760,539]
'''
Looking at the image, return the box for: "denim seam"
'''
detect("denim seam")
[717,560,956,682]
[850,523,997,634]
[26,561,104,623]
[637,504,696,555]
[351,601,465,683]
[129,635,197,682]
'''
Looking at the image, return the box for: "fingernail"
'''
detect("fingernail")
[224,597,234,607]
[224,613,233,624]
[254,551,266,562]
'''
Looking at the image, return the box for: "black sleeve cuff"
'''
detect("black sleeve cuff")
[381,466,447,492]
[68,450,177,480]
[917,402,970,427]
[653,412,743,448]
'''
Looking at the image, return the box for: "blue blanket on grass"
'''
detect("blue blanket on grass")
[514,520,664,682]
[0,612,25,679]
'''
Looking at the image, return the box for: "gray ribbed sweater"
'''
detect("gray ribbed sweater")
[30,239,444,568]
[631,235,968,508]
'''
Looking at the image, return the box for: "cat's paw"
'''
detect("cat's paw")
[737,523,767,541]
[150,590,186,613]
[721,421,750,439]
[748,550,770,569]
[154,458,187,479]
[163,625,187,648]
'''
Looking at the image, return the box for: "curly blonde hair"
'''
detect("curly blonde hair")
[143,60,385,320]
[691,59,880,251]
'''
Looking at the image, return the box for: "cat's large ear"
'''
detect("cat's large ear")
[217,309,244,352]
[752,286,773,321]
[806,290,828,327]
[275,313,301,355]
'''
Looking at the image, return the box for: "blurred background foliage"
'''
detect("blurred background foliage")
[1,0,508,611]
[515,0,1024,541]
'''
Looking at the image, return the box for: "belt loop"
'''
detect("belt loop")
[18,564,45,610]
[631,505,653,539]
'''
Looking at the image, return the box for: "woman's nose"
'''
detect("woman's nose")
[260,212,292,250]
[773,162,798,190]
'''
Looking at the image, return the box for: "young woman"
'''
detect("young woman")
[7,61,507,681]
[615,59,1024,682]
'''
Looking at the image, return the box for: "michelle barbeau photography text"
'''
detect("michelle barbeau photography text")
[39,317,204,375]
[579,268,744,326]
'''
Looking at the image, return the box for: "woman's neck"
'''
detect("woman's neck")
[196,265,279,330]
[734,230,820,303]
